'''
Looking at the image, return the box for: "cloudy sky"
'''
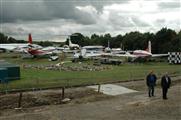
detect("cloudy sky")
[0,0,180,41]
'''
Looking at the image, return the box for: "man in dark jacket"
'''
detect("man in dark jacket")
[146,70,157,97]
[161,73,171,100]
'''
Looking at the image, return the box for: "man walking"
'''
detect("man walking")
[161,73,171,100]
[146,70,157,97]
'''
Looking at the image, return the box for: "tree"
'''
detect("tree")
[38,41,53,47]
[178,31,181,51]
[8,37,16,43]
[0,33,8,43]
[101,33,112,47]
[155,28,177,53]
[70,33,85,46]
[111,35,123,48]
[122,31,145,50]
[90,34,100,45]
[142,32,155,52]
[0,33,27,43]
[170,31,181,52]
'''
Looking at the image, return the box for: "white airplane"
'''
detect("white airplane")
[0,34,42,52]
[73,46,104,59]
[111,48,126,54]
[105,41,168,60]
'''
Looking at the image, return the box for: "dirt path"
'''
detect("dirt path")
[0,77,180,120]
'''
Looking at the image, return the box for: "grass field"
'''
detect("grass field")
[0,53,180,91]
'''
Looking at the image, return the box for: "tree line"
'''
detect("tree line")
[69,28,181,54]
[0,28,180,53]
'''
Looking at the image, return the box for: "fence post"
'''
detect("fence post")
[62,87,65,99]
[98,84,101,93]
[18,92,23,108]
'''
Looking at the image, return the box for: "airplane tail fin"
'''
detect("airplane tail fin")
[108,40,110,48]
[68,39,72,46]
[28,34,33,44]
[145,40,151,53]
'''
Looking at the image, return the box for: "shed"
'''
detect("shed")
[0,68,8,83]
[0,61,20,82]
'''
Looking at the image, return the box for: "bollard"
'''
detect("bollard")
[18,92,23,108]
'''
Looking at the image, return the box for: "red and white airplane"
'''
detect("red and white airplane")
[27,34,59,57]
[104,41,168,60]
[0,34,42,52]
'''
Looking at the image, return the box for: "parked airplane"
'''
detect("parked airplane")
[73,46,104,59]
[0,34,42,52]
[24,34,77,57]
[27,47,53,57]
[26,34,61,58]
[108,41,168,60]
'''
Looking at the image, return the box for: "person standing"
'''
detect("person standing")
[161,73,171,100]
[146,70,157,97]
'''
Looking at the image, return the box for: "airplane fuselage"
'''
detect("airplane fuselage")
[133,50,152,57]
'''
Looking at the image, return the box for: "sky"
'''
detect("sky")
[0,0,180,42]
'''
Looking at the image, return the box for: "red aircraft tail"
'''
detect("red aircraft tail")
[28,34,33,44]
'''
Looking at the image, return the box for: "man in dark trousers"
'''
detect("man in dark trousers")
[146,70,157,97]
[161,72,171,100]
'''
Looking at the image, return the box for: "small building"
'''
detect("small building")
[168,52,181,64]
[0,61,20,83]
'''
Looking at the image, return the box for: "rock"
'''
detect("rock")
[61,98,71,103]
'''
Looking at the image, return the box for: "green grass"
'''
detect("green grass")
[0,53,181,91]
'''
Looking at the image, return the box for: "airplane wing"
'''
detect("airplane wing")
[102,52,136,58]
[152,54,168,57]
[0,46,16,51]
[84,53,102,58]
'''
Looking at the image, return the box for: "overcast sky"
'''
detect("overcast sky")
[0,0,180,42]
